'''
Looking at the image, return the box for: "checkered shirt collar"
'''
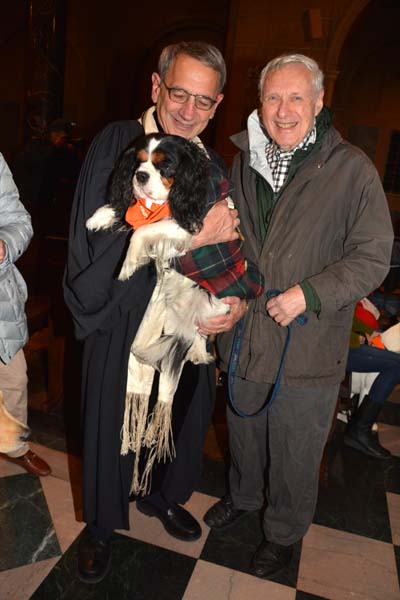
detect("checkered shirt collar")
[265,127,316,192]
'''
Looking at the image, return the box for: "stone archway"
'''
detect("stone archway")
[323,0,370,106]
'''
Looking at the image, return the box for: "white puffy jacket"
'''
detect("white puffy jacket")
[0,153,33,364]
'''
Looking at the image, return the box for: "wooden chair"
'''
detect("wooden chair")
[25,294,65,413]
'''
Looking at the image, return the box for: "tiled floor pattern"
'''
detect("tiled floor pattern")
[0,389,400,599]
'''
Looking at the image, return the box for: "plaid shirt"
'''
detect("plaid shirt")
[265,127,316,192]
[176,161,264,300]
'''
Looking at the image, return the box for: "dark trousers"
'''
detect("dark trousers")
[227,377,338,545]
[347,345,400,405]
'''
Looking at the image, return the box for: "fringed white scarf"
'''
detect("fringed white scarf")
[121,268,199,495]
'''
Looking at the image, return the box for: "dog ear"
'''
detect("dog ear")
[108,144,140,222]
[168,140,210,234]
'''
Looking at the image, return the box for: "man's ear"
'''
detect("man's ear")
[209,93,224,120]
[151,73,161,104]
[314,89,324,117]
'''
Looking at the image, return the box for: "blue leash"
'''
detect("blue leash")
[227,289,308,418]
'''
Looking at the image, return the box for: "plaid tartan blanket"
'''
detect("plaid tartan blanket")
[176,239,264,299]
[175,161,264,300]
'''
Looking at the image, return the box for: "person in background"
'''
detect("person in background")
[0,152,51,477]
[204,53,393,579]
[344,299,400,459]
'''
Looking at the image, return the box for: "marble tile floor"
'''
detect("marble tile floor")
[1,389,400,599]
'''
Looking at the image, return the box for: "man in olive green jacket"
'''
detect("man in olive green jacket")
[204,54,394,579]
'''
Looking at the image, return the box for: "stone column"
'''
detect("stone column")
[24,0,67,138]
[323,69,340,108]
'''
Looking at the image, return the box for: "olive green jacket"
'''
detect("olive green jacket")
[217,121,393,387]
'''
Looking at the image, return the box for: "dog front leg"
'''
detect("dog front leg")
[118,227,153,280]
[86,205,118,231]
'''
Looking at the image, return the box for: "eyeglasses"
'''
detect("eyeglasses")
[161,80,217,111]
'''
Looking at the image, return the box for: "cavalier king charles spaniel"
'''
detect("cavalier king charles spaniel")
[86,133,229,373]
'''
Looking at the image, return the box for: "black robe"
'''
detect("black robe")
[64,120,216,531]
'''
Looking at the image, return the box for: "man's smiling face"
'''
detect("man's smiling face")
[151,54,223,140]
[260,62,323,151]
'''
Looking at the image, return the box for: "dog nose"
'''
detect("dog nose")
[136,171,149,185]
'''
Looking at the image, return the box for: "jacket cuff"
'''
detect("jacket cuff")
[300,280,321,313]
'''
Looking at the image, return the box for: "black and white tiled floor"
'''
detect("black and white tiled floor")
[1,389,400,599]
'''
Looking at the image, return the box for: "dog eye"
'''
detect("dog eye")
[156,162,175,178]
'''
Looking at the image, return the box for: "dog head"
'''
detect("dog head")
[0,390,31,454]
[109,133,210,234]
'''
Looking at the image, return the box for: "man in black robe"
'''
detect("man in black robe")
[64,41,247,583]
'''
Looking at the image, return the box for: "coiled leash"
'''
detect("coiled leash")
[227,289,308,418]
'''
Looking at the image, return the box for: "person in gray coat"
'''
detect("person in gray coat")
[204,54,394,579]
[0,152,50,476]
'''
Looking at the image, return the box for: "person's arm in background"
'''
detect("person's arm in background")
[0,153,33,267]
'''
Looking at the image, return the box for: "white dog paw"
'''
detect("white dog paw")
[118,260,136,281]
[86,205,117,231]
[118,245,150,280]
[186,335,214,365]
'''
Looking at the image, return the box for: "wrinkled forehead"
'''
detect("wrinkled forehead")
[137,137,167,167]
[263,63,315,97]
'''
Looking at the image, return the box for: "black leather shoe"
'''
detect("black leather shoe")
[78,529,111,584]
[203,494,248,529]
[136,498,202,541]
[344,430,392,459]
[250,540,293,579]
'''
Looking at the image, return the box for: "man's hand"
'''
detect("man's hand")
[197,296,247,335]
[0,240,5,264]
[191,200,239,249]
[266,284,306,327]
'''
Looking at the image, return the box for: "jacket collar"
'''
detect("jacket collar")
[230,109,274,185]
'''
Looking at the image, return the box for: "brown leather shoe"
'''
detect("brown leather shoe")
[2,449,51,476]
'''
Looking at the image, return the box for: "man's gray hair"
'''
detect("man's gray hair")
[258,54,324,99]
[158,41,226,92]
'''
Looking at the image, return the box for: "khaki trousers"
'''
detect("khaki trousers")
[0,349,29,457]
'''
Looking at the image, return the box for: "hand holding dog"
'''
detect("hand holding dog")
[266,284,306,327]
[191,200,239,249]
[197,296,247,335]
